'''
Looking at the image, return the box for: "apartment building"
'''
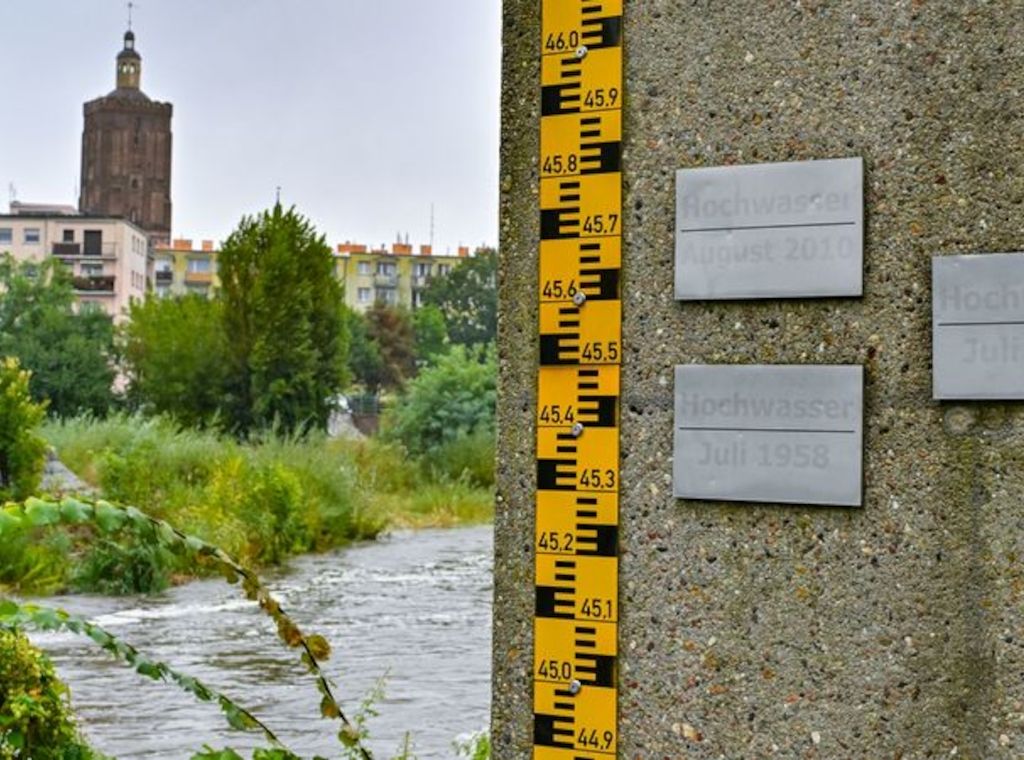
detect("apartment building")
[335,242,471,313]
[0,204,149,321]
[152,238,219,297]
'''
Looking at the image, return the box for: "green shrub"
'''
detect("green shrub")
[37,415,383,593]
[381,345,496,460]
[72,536,173,595]
[422,428,495,487]
[0,357,47,501]
[0,627,99,759]
[0,531,69,596]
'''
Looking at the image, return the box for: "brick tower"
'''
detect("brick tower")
[79,29,173,245]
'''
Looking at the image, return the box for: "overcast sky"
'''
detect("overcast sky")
[0,0,500,252]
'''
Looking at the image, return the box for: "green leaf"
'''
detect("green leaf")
[125,505,149,525]
[137,659,165,680]
[59,496,93,524]
[87,627,113,648]
[320,695,340,719]
[24,497,60,527]
[219,700,258,732]
[28,606,63,630]
[219,565,240,585]
[94,500,127,533]
[306,634,331,661]
[339,724,362,747]
[157,520,180,549]
[0,507,24,535]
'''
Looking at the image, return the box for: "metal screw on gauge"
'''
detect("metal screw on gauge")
[568,679,582,695]
[572,291,587,306]
[575,46,588,59]
[570,422,585,438]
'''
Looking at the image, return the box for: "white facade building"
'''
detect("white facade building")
[0,206,150,322]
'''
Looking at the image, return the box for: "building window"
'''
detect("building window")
[24,228,41,244]
[437,264,451,276]
[82,263,103,277]
[375,288,397,305]
[63,230,75,243]
[414,262,431,277]
[83,230,102,256]
[376,262,397,276]
[79,301,104,315]
[357,261,372,275]
[156,285,170,298]
[0,228,11,245]
[357,287,372,303]
[187,258,212,273]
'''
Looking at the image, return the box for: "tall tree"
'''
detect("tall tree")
[421,248,497,346]
[349,302,416,395]
[218,204,349,435]
[0,255,115,418]
[412,303,448,366]
[121,295,228,427]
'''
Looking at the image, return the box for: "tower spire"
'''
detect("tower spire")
[117,17,142,91]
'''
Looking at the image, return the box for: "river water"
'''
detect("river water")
[28,526,493,760]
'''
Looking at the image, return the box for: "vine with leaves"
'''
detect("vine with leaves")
[0,496,376,759]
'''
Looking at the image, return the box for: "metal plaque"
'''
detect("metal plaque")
[933,253,1024,400]
[676,157,863,300]
[674,365,863,507]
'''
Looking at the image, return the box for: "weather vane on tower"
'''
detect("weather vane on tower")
[127,1,135,30]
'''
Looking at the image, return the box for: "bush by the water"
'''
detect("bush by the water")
[38,416,381,589]
[0,414,493,594]
[382,345,496,486]
[0,627,101,759]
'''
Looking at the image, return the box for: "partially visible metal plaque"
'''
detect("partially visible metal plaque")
[675,158,863,300]
[933,253,1024,399]
[674,365,863,507]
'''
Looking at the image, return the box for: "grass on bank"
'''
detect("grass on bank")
[0,415,493,596]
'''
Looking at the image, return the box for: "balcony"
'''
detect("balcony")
[185,271,213,285]
[73,275,116,294]
[54,242,118,260]
[155,270,174,284]
[374,273,398,288]
[52,242,81,256]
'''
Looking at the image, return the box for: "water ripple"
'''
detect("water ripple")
[28,526,493,759]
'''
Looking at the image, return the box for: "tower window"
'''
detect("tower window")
[24,228,41,244]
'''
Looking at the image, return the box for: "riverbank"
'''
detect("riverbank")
[0,416,494,596]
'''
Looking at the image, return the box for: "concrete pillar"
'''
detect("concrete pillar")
[494,2,1024,757]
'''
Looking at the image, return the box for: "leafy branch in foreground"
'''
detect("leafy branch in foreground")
[0,600,287,753]
[0,496,373,759]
